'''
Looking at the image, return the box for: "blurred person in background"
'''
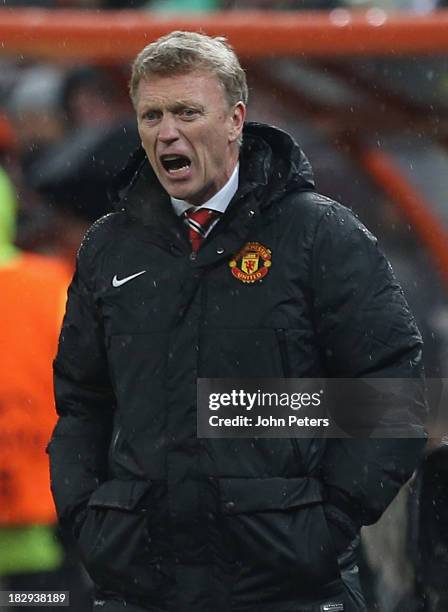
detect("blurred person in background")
[3,65,69,254]
[2,63,137,263]
[0,165,92,609]
[29,114,140,265]
[48,31,426,612]
[60,66,132,133]
[7,65,66,177]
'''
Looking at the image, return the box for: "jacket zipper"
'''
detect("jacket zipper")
[275,328,304,464]
[275,328,291,378]
[108,425,122,465]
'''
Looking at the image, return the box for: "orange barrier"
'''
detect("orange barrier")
[2,8,448,61]
[359,147,448,288]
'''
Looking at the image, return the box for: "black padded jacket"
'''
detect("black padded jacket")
[48,122,426,612]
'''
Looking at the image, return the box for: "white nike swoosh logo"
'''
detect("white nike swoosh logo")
[112,270,146,287]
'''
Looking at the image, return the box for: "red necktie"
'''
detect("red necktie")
[184,208,220,252]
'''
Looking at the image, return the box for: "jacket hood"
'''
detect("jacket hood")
[110,121,315,221]
[0,167,20,265]
[241,122,315,194]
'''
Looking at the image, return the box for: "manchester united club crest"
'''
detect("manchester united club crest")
[229,242,272,283]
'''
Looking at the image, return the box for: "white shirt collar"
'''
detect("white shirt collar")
[171,162,239,217]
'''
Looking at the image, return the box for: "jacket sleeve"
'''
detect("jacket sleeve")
[312,203,427,530]
[48,242,113,533]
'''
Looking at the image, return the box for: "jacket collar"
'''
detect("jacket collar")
[109,123,286,220]
[109,122,314,258]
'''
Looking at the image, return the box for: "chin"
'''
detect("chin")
[168,190,191,202]
[164,179,207,205]
[162,182,191,201]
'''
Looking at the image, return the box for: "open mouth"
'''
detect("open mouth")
[160,154,191,175]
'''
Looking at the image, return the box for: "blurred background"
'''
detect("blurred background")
[0,2,448,611]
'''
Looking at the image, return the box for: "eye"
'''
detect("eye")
[179,108,199,120]
[142,110,161,123]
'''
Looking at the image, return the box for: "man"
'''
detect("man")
[48,31,426,612]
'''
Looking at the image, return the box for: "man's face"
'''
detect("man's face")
[136,70,245,206]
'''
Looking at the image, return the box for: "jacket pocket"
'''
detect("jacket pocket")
[219,476,340,598]
[77,479,172,601]
[274,327,317,378]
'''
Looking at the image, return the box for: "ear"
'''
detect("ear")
[228,102,246,143]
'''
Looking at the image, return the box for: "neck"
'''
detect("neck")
[190,152,240,207]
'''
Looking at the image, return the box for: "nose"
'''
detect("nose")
[158,113,179,144]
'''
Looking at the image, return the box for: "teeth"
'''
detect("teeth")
[168,165,190,174]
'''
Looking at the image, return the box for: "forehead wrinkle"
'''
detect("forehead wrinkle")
[172,99,205,112]
[139,96,204,113]
[137,73,225,108]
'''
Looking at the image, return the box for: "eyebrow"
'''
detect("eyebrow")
[141,100,205,114]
